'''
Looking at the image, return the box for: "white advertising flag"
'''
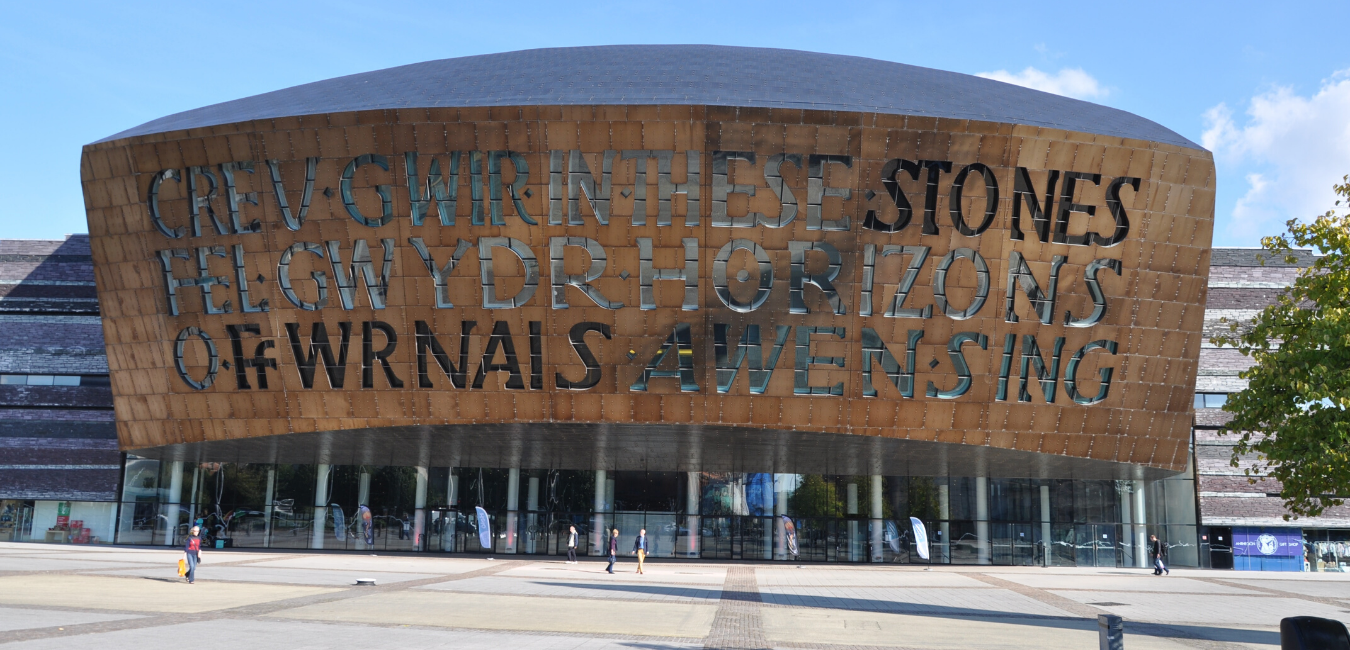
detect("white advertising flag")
[475,506,492,549]
[910,516,930,560]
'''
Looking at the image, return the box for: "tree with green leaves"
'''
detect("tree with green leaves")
[1214,176,1350,518]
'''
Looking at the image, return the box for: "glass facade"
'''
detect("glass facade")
[0,499,117,544]
[1305,529,1350,572]
[0,455,1204,568]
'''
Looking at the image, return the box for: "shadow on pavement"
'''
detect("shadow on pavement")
[537,580,1280,646]
[532,581,721,600]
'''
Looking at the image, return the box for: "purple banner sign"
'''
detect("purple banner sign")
[1232,527,1302,557]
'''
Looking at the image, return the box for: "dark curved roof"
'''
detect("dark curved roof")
[98,45,1200,149]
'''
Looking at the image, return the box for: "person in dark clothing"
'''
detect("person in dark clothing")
[566,525,578,564]
[1150,534,1169,575]
[606,527,618,573]
[184,525,203,584]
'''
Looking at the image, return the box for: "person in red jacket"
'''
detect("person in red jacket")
[184,525,203,584]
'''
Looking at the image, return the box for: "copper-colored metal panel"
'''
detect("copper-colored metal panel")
[82,107,1213,471]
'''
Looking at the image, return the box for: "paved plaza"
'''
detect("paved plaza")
[0,543,1346,649]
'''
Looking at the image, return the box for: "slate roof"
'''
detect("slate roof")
[1210,248,1319,267]
[97,45,1200,150]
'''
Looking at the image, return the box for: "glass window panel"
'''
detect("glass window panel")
[702,473,742,517]
[784,474,843,518]
[990,479,1039,522]
[1051,480,1074,523]
[1164,524,1199,567]
[947,520,978,564]
[948,477,977,521]
[0,375,25,384]
[273,464,317,508]
[1074,481,1121,523]
[1051,524,1076,566]
[1163,478,1198,526]
[1194,393,1206,409]
[614,471,681,512]
[854,475,893,519]
[215,463,273,508]
[52,376,80,386]
[905,477,941,522]
[1205,394,1228,408]
[989,522,1040,565]
[25,375,54,386]
[459,467,510,511]
[541,470,595,513]
[427,468,451,509]
[990,522,1013,564]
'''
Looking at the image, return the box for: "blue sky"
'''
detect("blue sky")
[2,1,1347,246]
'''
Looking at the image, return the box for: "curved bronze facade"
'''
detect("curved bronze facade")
[81,103,1213,474]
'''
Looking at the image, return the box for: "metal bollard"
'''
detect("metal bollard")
[1098,614,1124,650]
[1280,616,1350,650]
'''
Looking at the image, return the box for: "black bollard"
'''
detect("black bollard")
[1098,614,1124,650]
[1281,616,1350,650]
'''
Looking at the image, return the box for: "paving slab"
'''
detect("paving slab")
[247,555,494,574]
[90,565,442,586]
[498,562,726,583]
[988,572,1258,594]
[757,566,988,587]
[760,608,1236,650]
[1053,590,1350,627]
[0,546,57,554]
[0,574,339,613]
[1218,578,1350,599]
[0,548,289,566]
[4,618,702,650]
[759,585,1074,617]
[0,544,199,561]
[276,590,717,637]
[0,606,142,632]
[1211,570,1350,581]
[418,575,723,601]
[0,557,163,572]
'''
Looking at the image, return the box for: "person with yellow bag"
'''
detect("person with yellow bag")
[181,525,203,584]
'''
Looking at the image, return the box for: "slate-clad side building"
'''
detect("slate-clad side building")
[0,235,120,543]
[1196,248,1350,571]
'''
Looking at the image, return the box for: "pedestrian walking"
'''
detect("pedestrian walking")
[184,525,203,584]
[1150,534,1169,575]
[606,527,619,574]
[633,527,649,575]
[566,525,578,564]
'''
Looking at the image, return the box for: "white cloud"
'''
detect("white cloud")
[975,67,1106,100]
[1202,71,1350,243]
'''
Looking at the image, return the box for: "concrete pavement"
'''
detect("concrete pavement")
[0,542,1346,649]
